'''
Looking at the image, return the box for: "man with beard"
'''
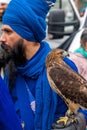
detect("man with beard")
[0,0,87,130]
[0,0,11,21]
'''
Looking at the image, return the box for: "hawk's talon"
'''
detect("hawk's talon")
[57,116,69,126]
[56,114,77,127]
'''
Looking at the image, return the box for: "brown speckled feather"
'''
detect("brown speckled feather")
[46,49,87,112]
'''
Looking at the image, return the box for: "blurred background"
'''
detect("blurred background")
[46,0,87,52]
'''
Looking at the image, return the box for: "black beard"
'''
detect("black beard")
[0,39,27,67]
[0,43,11,68]
[0,39,27,89]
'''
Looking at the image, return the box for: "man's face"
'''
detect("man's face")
[0,25,23,48]
[0,25,27,66]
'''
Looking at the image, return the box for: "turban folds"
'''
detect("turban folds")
[2,0,56,42]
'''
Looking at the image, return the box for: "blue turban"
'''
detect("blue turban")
[2,0,56,42]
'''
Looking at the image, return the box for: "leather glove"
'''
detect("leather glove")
[52,113,86,130]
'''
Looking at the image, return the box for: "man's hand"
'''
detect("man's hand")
[0,3,8,20]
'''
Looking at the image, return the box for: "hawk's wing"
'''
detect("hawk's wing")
[46,49,87,110]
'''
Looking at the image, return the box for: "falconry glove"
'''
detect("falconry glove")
[52,113,86,130]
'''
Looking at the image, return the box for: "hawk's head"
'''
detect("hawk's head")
[46,49,69,68]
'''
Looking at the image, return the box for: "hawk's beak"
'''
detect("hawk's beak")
[62,51,69,57]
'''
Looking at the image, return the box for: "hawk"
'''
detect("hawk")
[46,49,87,125]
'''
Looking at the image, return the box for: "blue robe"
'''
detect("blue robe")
[0,77,22,130]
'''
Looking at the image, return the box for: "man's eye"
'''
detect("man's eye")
[5,30,12,34]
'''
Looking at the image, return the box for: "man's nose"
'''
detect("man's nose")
[0,33,6,42]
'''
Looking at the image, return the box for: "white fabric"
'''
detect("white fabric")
[0,0,11,3]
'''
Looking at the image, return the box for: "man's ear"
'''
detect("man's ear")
[80,40,83,45]
[85,42,87,51]
[80,40,87,51]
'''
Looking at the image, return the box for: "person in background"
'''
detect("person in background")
[0,0,11,21]
[0,0,11,36]
[80,8,85,17]
[74,0,81,12]
[0,0,87,130]
[69,29,87,80]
